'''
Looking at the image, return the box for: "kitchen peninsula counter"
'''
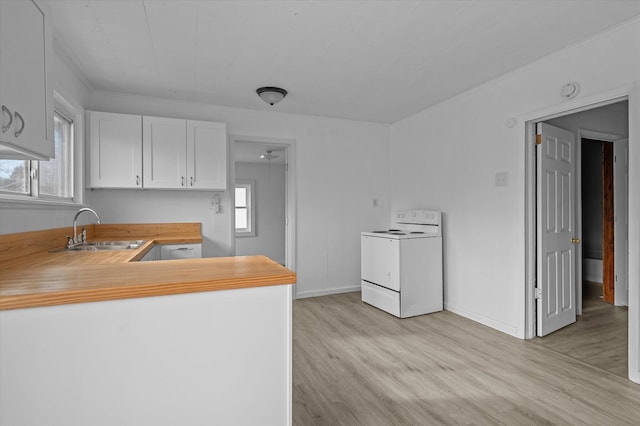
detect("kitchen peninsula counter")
[0,223,295,426]
[0,223,296,310]
[0,255,296,310]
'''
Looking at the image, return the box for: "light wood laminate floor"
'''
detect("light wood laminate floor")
[293,292,640,425]
[533,284,628,378]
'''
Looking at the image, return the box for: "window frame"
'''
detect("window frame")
[0,91,82,207]
[36,107,74,201]
[234,179,256,237]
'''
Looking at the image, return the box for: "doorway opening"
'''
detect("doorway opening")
[230,135,297,283]
[544,101,629,317]
[525,98,631,379]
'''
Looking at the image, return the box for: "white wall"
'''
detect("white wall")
[0,45,92,234]
[389,19,640,339]
[235,162,286,265]
[86,91,391,296]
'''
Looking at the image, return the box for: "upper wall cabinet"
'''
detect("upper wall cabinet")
[87,112,227,191]
[187,120,227,190]
[143,116,187,189]
[0,0,53,160]
[143,117,227,190]
[87,111,143,189]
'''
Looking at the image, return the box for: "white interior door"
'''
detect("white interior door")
[536,123,577,337]
[614,139,629,306]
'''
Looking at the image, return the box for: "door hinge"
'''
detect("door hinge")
[535,287,542,299]
[536,135,542,145]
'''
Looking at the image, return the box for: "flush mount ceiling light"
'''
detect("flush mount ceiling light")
[256,86,288,106]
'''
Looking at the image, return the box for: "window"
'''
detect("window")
[235,180,255,236]
[41,111,73,198]
[0,103,74,201]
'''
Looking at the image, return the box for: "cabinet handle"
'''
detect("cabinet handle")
[181,176,185,187]
[1,105,12,133]
[136,175,140,186]
[190,176,193,187]
[14,112,25,137]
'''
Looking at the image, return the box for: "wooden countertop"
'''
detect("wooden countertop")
[0,224,296,311]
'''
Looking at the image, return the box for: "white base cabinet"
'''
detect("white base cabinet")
[159,243,202,260]
[139,246,158,261]
[0,284,293,426]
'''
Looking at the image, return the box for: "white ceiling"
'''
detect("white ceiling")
[50,1,640,124]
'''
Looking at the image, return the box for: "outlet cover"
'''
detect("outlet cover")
[495,172,508,187]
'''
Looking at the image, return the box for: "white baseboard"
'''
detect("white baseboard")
[295,286,360,299]
[583,258,603,283]
[444,302,519,338]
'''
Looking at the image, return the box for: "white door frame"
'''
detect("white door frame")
[229,135,297,290]
[614,138,629,307]
[519,83,639,384]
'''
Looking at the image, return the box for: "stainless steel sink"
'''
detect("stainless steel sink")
[51,240,146,252]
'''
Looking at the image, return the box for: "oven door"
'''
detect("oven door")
[361,235,400,291]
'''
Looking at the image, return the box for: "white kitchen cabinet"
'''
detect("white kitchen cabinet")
[187,120,227,190]
[0,0,53,160]
[159,243,202,260]
[139,246,158,261]
[0,284,293,426]
[143,116,227,190]
[87,111,142,188]
[88,112,226,190]
[142,116,186,189]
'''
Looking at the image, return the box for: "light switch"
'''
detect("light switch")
[495,172,508,187]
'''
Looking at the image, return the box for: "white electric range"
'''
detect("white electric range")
[361,210,443,318]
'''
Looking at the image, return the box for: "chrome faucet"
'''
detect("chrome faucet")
[68,207,101,248]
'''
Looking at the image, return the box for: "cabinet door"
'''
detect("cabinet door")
[186,120,227,190]
[0,0,53,159]
[361,236,400,291]
[139,246,157,261]
[88,111,142,188]
[143,116,186,189]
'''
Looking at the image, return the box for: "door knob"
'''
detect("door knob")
[571,238,580,244]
